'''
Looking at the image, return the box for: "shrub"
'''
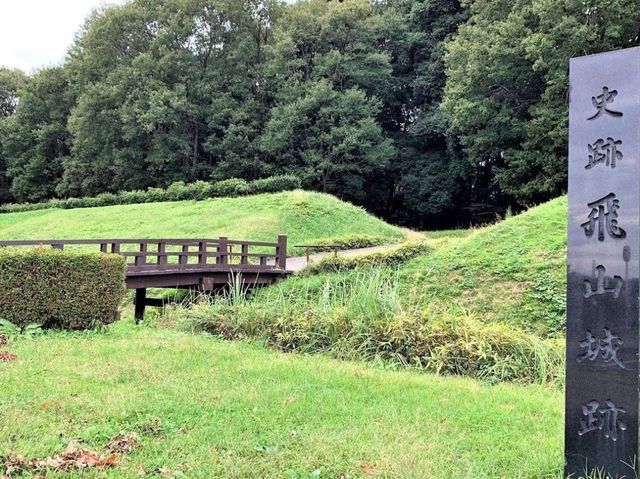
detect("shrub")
[94,192,119,207]
[61,197,85,209]
[80,196,99,208]
[145,187,168,203]
[299,235,392,253]
[189,180,216,200]
[0,248,127,330]
[47,199,64,210]
[4,203,23,213]
[212,178,250,197]
[300,241,432,275]
[119,190,148,205]
[250,174,301,193]
[0,175,302,214]
[166,181,193,201]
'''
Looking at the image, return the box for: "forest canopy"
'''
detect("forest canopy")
[1,0,639,227]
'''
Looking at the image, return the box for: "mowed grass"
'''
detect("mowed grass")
[0,322,563,478]
[401,197,567,337]
[0,190,404,253]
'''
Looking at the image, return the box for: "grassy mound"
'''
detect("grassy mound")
[403,197,567,336]
[0,190,404,254]
[173,196,568,384]
[0,323,562,478]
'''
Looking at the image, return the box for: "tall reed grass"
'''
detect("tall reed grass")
[171,267,564,384]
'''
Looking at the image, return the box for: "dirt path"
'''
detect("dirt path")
[287,243,403,272]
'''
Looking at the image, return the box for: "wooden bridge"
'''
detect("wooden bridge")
[0,235,291,320]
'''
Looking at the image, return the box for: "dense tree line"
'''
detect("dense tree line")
[1,0,639,228]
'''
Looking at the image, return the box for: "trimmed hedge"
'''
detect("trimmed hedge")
[299,241,432,275]
[0,175,302,214]
[301,235,391,253]
[0,248,127,330]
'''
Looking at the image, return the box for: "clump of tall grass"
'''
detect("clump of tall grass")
[170,267,564,385]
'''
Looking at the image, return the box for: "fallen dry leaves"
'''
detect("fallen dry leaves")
[0,335,15,363]
[1,434,138,477]
[357,461,376,476]
[0,351,16,363]
[139,418,164,437]
[106,433,138,454]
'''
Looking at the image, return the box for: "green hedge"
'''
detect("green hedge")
[0,175,302,214]
[299,242,432,275]
[0,248,127,330]
[301,235,391,253]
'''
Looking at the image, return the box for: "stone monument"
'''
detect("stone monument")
[566,47,640,477]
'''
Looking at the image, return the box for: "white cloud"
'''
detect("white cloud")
[0,0,128,73]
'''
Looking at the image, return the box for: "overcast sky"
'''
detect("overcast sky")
[0,0,128,73]
[0,0,299,73]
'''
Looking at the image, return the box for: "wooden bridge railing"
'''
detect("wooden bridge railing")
[0,235,289,322]
[0,235,289,273]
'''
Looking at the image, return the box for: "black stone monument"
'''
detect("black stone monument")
[566,47,640,477]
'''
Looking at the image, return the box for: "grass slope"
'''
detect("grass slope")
[404,197,567,336]
[0,323,562,478]
[167,197,568,384]
[0,190,404,253]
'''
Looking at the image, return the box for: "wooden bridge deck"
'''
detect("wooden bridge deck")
[0,235,291,320]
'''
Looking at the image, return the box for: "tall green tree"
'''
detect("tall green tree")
[379,0,470,227]
[0,68,27,118]
[262,0,394,202]
[0,67,28,203]
[262,80,393,198]
[2,67,72,202]
[58,0,280,196]
[265,0,393,98]
[443,0,640,209]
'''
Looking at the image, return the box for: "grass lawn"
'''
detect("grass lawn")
[0,321,563,478]
[0,190,404,255]
[402,197,568,337]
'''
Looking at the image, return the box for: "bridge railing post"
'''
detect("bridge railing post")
[179,245,189,265]
[198,241,206,265]
[276,235,287,270]
[241,244,249,265]
[217,237,228,265]
[135,242,147,266]
[157,242,167,266]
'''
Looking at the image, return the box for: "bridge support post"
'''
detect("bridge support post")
[134,288,146,323]
[277,235,287,270]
